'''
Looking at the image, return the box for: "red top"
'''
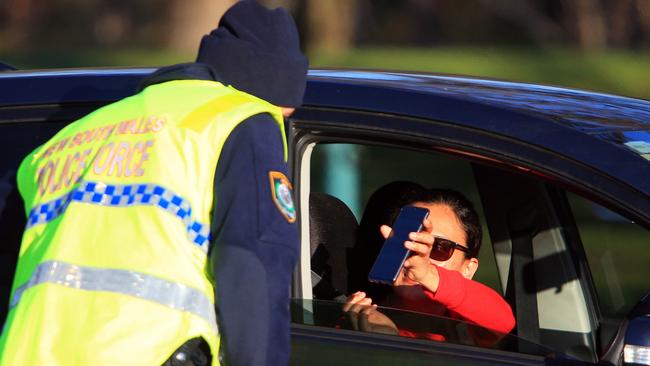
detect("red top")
[398,265,515,342]
[424,265,515,334]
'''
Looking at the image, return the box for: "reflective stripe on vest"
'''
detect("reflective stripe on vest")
[26,181,211,252]
[10,260,218,334]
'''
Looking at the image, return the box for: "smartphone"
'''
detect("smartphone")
[368,205,430,285]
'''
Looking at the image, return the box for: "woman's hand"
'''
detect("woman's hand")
[381,217,441,293]
[343,292,398,335]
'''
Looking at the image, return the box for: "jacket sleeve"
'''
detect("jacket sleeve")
[208,113,298,366]
[423,265,515,335]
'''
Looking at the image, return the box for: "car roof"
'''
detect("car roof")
[306,69,650,160]
[310,69,650,133]
[3,67,649,131]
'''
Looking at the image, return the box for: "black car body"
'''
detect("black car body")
[1,67,649,365]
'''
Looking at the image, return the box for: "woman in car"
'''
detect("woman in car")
[344,182,515,340]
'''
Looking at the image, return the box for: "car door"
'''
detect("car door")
[286,103,649,365]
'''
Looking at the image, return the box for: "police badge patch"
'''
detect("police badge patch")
[269,171,296,223]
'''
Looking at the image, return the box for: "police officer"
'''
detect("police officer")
[0,1,307,365]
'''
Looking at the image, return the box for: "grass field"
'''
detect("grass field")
[2,46,650,100]
[311,47,650,100]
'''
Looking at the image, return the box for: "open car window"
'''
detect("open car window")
[297,137,648,364]
[309,143,501,292]
[301,143,515,353]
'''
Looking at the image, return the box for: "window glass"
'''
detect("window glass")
[567,193,650,318]
[0,120,68,321]
[309,143,501,296]
[291,299,553,357]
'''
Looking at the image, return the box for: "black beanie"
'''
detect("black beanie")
[196,1,308,108]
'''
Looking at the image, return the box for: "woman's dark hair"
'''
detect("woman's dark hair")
[349,182,482,301]
[419,188,482,259]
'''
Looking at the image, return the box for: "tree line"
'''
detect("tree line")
[2,0,650,53]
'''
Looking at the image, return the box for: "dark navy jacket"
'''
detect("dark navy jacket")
[140,63,299,366]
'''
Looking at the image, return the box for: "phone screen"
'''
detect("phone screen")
[368,205,429,285]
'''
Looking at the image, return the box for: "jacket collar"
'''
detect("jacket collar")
[137,62,223,92]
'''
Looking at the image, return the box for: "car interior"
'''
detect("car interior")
[295,141,649,363]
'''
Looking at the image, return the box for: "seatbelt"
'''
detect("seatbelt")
[311,244,347,302]
[311,270,347,303]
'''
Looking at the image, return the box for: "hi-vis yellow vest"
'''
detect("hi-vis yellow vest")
[0,79,286,366]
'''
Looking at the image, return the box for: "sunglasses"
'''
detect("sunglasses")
[430,237,469,262]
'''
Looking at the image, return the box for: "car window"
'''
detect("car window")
[300,139,637,363]
[310,143,501,291]
[303,142,511,352]
[566,193,649,331]
[0,119,69,320]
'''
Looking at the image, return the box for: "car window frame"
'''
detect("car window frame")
[290,106,650,228]
[287,106,650,363]
[290,299,557,365]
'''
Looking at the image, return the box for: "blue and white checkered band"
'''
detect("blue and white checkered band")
[27,181,210,252]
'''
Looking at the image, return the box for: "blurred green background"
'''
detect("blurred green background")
[2,0,650,100]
